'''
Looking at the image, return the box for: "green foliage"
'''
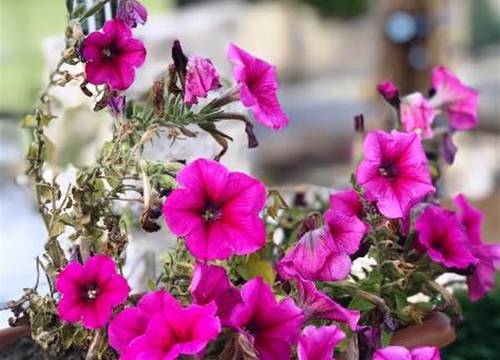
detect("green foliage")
[300,0,370,18]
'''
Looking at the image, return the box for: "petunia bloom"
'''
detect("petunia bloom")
[355,130,435,219]
[373,345,440,360]
[116,0,148,28]
[400,92,436,139]
[126,297,221,359]
[297,325,345,360]
[184,56,222,105]
[189,263,242,325]
[377,80,400,107]
[227,43,288,130]
[414,205,477,269]
[229,277,304,360]
[296,280,360,331]
[55,255,129,329]
[81,20,146,90]
[277,226,352,282]
[108,290,178,357]
[430,66,479,131]
[454,194,500,301]
[323,207,366,255]
[162,158,266,260]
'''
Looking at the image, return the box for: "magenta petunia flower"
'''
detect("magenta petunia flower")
[373,346,440,360]
[184,56,222,105]
[189,263,242,325]
[229,277,304,360]
[277,226,352,282]
[355,130,435,219]
[329,189,369,233]
[226,43,288,130]
[400,93,436,139]
[81,20,146,90]
[116,0,148,28]
[126,298,221,359]
[296,280,360,331]
[55,255,129,329]
[415,205,477,269]
[108,290,178,357]
[430,66,478,131]
[297,325,345,360]
[377,80,400,107]
[454,194,500,301]
[324,208,366,255]
[162,158,266,260]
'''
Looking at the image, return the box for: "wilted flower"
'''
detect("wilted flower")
[162,158,266,260]
[400,93,436,139]
[277,226,352,282]
[377,80,400,107]
[81,20,146,90]
[415,205,477,269]
[454,194,500,301]
[296,280,360,331]
[108,290,177,357]
[55,255,129,329]
[297,325,345,360]
[126,296,221,359]
[356,130,435,219]
[116,0,148,28]
[184,56,222,105]
[229,277,304,360]
[373,345,440,360]
[107,92,126,117]
[189,263,242,325]
[227,43,289,130]
[441,132,458,165]
[430,66,478,131]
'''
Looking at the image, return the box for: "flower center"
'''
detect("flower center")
[82,284,99,302]
[202,203,222,222]
[379,163,398,178]
[102,46,117,60]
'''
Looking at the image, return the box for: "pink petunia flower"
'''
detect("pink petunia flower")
[55,255,129,329]
[373,345,440,360]
[189,263,242,325]
[81,20,146,90]
[184,56,222,105]
[162,158,266,260]
[329,188,369,234]
[296,280,360,331]
[430,66,479,131]
[126,298,221,359]
[414,205,477,269]
[297,325,345,360]
[400,93,436,139]
[277,226,352,282]
[226,43,289,130]
[116,0,148,28]
[324,208,366,255]
[355,130,435,219]
[377,80,400,107]
[229,277,304,360]
[108,290,178,357]
[454,194,500,301]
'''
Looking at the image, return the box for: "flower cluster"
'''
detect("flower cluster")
[19,0,499,359]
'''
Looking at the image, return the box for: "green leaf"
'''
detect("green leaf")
[349,294,376,312]
[238,253,275,286]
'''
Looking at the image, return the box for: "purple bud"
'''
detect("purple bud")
[442,132,457,165]
[116,0,148,28]
[377,80,400,107]
[354,114,365,132]
[107,92,126,117]
[172,40,188,80]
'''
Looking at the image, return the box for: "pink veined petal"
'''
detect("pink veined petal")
[55,262,85,297]
[324,210,365,255]
[453,193,483,245]
[222,172,266,214]
[216,213,266,256]
[99,273,130,306]
[400,92,436,139]
[57,295,85,324]
[117,38,147,67]
[85,60,112,86]
[297,325,345,360]
[184,221,233,260]
[81,300,113,329]
[184,56,222,105]
[162,188,205,236]
[83,255,118,285]
[373,346,412,360]
[467,244,500,301]
[410,346,441,360]
[137,290,181,316]
[108,307,148,352]
[81,32,110,62]
[107,60,136,90]
[126,335,166,360]
[103,19,133,44]
[329,189,363,218]
[315,251,352,282]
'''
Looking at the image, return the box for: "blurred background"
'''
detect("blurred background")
[0,0,499,357]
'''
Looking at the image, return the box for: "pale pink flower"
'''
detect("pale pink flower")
[297,325,345,360]
[55,255,129,329]
[116,0,148,28]
[184,56,222,105]
[415,205,477,269]
[400,92,436,139]
[296,280,360,331]
[189,263,242,325]
[227,43,288,130]
[373,345,440,360]
[126,297,221,359]
[162,158,266,260]
[81,20,146,90]
[355,130,435,219]
[430,66,478,130]
[229,277,304,360]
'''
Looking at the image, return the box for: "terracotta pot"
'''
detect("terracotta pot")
[0,325,30,352]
